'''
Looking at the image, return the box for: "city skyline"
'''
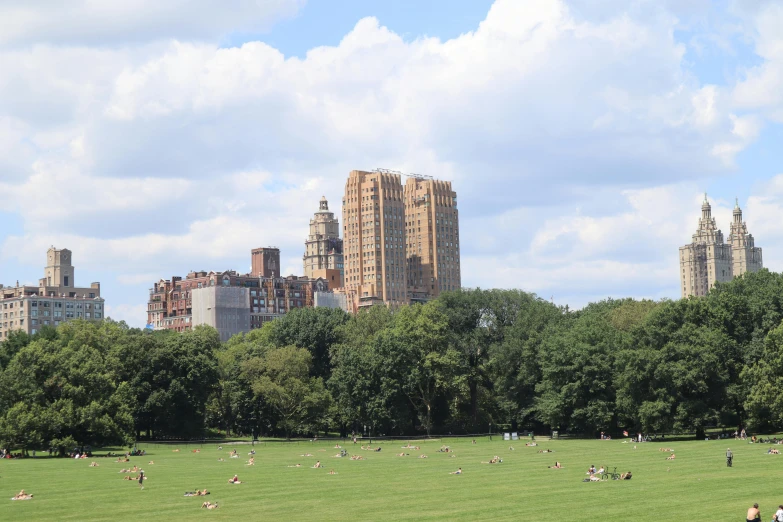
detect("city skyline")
[1,0,783,328]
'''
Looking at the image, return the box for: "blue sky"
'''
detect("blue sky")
[1,0,782,327]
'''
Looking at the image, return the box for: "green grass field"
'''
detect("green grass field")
[1,436,779,521]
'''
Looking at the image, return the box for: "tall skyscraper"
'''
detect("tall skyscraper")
[342,169,407,308]
[679,195,763,298]
[728,199,763,277]
[404,176,461,302]
[303,196,344,288]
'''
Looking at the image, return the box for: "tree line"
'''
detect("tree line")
[3,269,783,452]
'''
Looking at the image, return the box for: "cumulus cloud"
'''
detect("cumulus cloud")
[0,0,778,326]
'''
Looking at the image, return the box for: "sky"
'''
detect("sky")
[1,0,783,328]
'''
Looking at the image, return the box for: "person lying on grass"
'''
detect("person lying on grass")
[449,468,462,475]
[301,453,314,457]
[228,475,241,484]
[620,471,632,480]
[288,464,302,467]
[525,442,537,447]
[537,449,553,453]
[481,456,502,464]
[397,453,409,457]
[12,490,33,500]
[350,455,365,460]
[418,455,428,459]
[582,474,601,482]
[201,501,219,509]
[89,462,99,467]
[768,448,780,454]
[185,490,210,497]
[666,453,676,460]
[548,462,562,469]
[328,469,338,475]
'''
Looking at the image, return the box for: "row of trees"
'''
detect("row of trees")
[3,269,783,451]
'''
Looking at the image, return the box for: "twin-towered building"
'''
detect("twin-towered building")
[339,169,461,310]
[679,195,763,297]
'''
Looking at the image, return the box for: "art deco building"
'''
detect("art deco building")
[303,197,344,288]
[404,176,461,302]
[342,169,407,308]
[679,195,763,298]
[0,247,105,338]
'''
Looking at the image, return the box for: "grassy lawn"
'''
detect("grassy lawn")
[1,436,779,521]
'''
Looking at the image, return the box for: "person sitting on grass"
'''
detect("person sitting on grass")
[12,490,33,500]
[328,469,338,475]
[768,448,780,455]
[666,453,675,460]
[228,474,241,484]
[312,461,322,468]
[89,462,99,467]
[418,454,428,459]
[745,502,761,522]
[198,489,209,496]
[247,457,255,466]
[449,468,462,475]
[620,471,632,480]
[201,501,219,509]
[509,446,515,451]
[548,462,562,469]
[587,465,596,475]
[397,452,409,457]
[217,458,225,462]
[148,461,154,465]
[525,442,537,447]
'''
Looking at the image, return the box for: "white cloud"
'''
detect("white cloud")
[0,0,304,46]
[732,1,783,121]
[0,0,778,326]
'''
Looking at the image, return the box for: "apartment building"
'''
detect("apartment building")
[404,176,461,302]
[680,195,763,297]
[303,197,344,288]
[147,248,330,335]
[342,169,408,308]
[0,247,105,338]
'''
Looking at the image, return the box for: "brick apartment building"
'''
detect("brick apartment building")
[147,247,330,337]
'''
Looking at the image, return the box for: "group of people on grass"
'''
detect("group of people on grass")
[746,502,783,522]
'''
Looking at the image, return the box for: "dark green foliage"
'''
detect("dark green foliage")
[3,271,783,447]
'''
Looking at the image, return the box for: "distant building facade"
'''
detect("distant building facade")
[342,169,408,309]
[251,247,281,278]
[191,286,251,342]
[404,176,461,302]
[340,169,461,309]
[0,247,105,338]
[303,197,344,288]
[680,195,763,298]
[147,248,329,335]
